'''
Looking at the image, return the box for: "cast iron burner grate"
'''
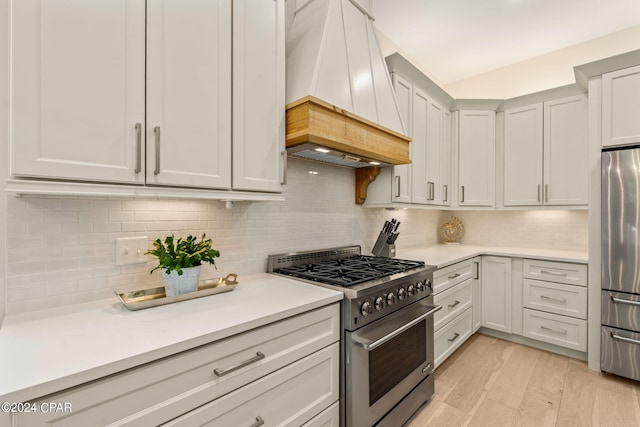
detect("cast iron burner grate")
[274,255,425,287]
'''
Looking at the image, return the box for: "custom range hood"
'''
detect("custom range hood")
[286,0,411,168]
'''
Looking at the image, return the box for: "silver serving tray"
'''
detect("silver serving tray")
[115,273,238,311]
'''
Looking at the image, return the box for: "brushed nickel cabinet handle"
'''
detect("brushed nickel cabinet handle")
[540,270,567,277]
[537,184,541,202]
[612,296,640,307]
[281,150,288,185]
[248,416,265,427]
[214,351,265,377]
[545,184,549,203]
[134,123,142,173]
[448,273,461,280]
[541,295,567,303]
[395,176,401,198]
[448,332,460,342]
[541,325,567,334]
[461,185,465,203]
[153,126,161,175]
[448,300,461,308]
[443,185,448,202]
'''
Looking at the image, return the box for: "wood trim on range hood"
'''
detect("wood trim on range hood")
[286,96,411,166]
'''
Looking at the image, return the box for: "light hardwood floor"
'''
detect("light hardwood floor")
[407,333,640,427]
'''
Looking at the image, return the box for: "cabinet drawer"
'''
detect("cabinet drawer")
[522,308,587,352]
[434,259,475,294]
[523,279,587,319]
[601,326,640,381]
[434,278,472,331]
[523,259,587,286]
[164,343,339,426]
[434,308,473,368]
[602,290,640,331]
[16,304,340,427]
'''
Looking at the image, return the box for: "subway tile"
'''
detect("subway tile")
[44,211,78,223]
[61,199,94,211]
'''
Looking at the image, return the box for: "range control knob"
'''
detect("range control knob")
[407,284,415,296]
[374,296,385,311]
[425,279,433,290]
[416,281,425,293]
[360,301,373,317]
[386,292,396,305]
[397,287,407,300]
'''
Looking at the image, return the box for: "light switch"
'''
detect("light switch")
[116,236,148,266]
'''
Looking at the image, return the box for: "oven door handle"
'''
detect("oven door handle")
[352,304,442,351]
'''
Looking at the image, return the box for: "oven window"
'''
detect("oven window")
[369,321,427,405]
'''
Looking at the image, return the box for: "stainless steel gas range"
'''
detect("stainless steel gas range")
[268,246,440,427]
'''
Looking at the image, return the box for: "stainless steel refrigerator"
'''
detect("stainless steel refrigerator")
[602,147,640,381]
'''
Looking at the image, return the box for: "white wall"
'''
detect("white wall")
[378,25,640,99]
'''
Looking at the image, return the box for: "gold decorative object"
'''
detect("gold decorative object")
[439,216,464,245]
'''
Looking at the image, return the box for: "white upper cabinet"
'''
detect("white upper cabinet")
[390,74,412,203]
[11,0,146,184]
[458,110,495,207]
[411,88,430,204]
[504,104,543,206]
[146,0,232,189]
[232,0,285,192]
[371,73,451,207]
[543,95,588,205]
[9,0,284,196]
[503,95,587,207]
[602,65,640,148]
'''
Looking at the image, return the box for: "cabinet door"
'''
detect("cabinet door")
[411,88,429,204]
[458,110,495,206]
[11,0,145,184]
[602,65,640,148]
[543,95,588,206]
[481,256,512,333]
[503,104,543,206]
[391,74,412,203]
[426,100,444,205]
[472,258,482,333]
[232,0,286,192]
[146,0,232,189]
[440,109,452,206]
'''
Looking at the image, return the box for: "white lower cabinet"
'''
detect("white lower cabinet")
[522,259,588,352]
[13,303,340,427]
[433,259,477,368]
[164,343,339,426]
[522,309,587,352]
[434,308,473,368]
[481,256,512,333]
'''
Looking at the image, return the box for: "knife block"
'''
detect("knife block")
[372,232,396,257]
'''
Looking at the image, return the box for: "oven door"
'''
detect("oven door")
[345,299,441,427]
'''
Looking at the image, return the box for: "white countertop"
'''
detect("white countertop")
[0,273,343,403]
[398,245,588,268]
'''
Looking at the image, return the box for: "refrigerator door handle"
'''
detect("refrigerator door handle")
[612,296,640,307]
[611,332,640,346]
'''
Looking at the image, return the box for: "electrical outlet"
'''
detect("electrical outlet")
[115,236,148,266]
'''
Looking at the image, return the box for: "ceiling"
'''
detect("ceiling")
[371,0,640,86]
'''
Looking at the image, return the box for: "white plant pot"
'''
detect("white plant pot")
[162,265,201,297]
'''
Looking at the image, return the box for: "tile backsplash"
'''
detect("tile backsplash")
[3,158,588,315]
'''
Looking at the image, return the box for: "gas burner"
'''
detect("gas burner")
[273,254,425,287]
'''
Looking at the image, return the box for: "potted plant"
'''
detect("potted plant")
[146,233,220,297]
